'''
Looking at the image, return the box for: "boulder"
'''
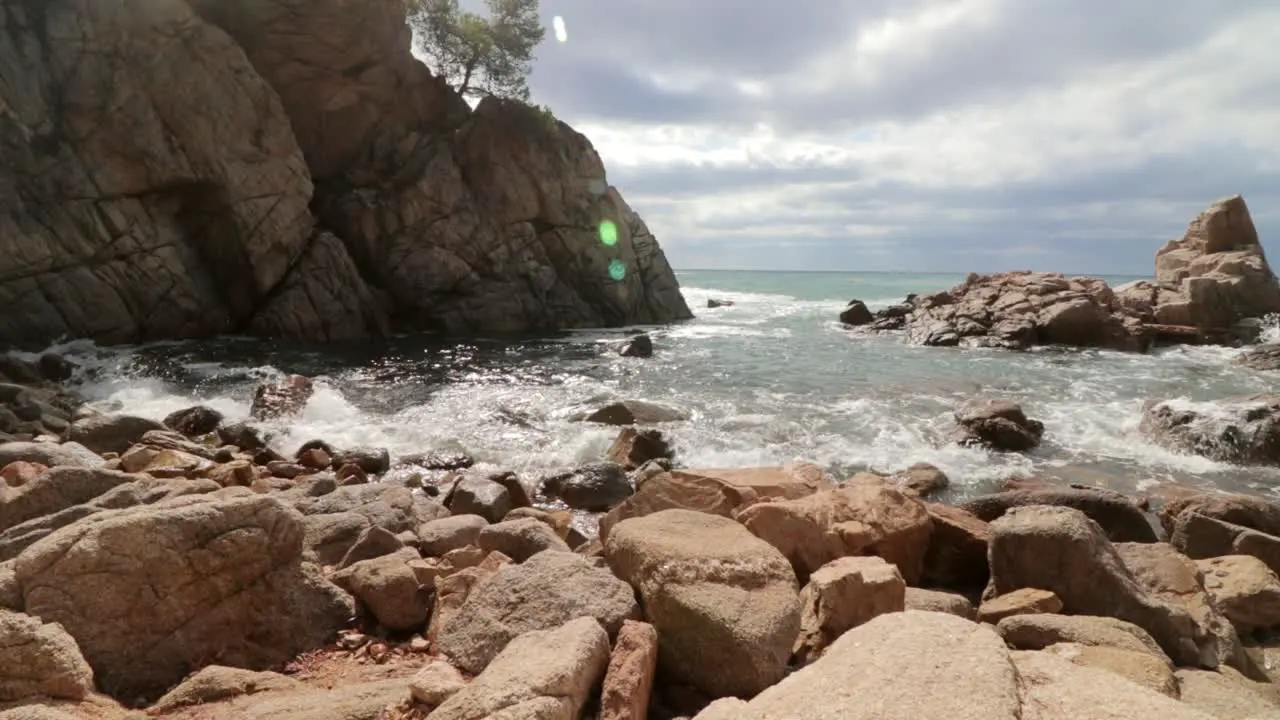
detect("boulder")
[1141,395,1280,466]
[606,427,674,471]
[10,494,353,700]
[1160,492,1280,541]
[1195,555,1280,634]
[0,467,141,533]
[953,398,1043,452]
[995,614,1172,662]
[1012,650,1214,720]
[176,677,414,720]
[446,475,512,523]
[707,298,734,308]
[904,587,976,619]
[409,658,467,707]
[249,375,314,421]
[286,483,449,564]
[737,482,933,584]
[148,665,301,713]
[64,415,166,456]
[331,446,391,475]
[417,515,489,557]
[437,551,637,675]
[1153,195,1280,330]
[961,485,1157,542]
[217,423,267,452]
[162,405,224,437]
[0,462,44,488]
[1041,642,1179,698]
[600,620,659,720]
[0,609,94,701]
[839,300,873,326]
[921,503,990,591]
[542,462,633,511]
[330,549,428,632]
[619,334,654,358]
[1170,512,1280,580]
[605,509,799,699]
[0,443,103,470]
[987,505,1214,667]
[692,611,1023,720]
[476,517,571,562]
[1236,343,1280,371]
[599,463,831,541]
[889,462,949,498]
[1176,667,1280,720]
[432,617,611,720]
[1116,542,1245,669]
[793,556,905,665]
[426,551,512,650]
[584,400,687,426]
[976,588,1062,624]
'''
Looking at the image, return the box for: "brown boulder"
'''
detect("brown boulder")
[1176,666,1280,720]
[960,485,1157,542]
[606,428,674,471]
[162,406,224,437]
[65,415,166,456]
[889,462,949,498]
[249,375,314,421]
[0,467,140,533]
[0,609,94,701]
[330,548,428,632]
[921,503,990,591]
[1160,492,1280,539]
[996,614,1172,662]
[953,398,1043,452]
[1195,555,1280,634]
[1012,650,1212,720]
[0,462,45,489]
[477,517,571,562]
[977,588,1063,624]
[987,505,1215,667]
[0,443,103,471]
[148,665,300,713]
[600,620,659,720]
[1041,642,1179,698]
[737,482,932,584]
[904,587,976,619]
[793,556,905,665]
[445,475,513,523]
[416,515,489,557]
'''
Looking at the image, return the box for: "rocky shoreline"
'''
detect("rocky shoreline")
[3,356,1280,719]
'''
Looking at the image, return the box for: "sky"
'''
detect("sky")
[515,0,1280,274]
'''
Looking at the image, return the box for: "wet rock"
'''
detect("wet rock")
[37,354,75,383]
[0,442,103,470]
[707,298,734,308]
[250,375,314,421]
[738,481,933,584]
[1195,555,1280,634]
[149,665,300,713]
[446,475,513,523]
[331,549,428,632]
[977,588,1063,624]
[619,334,654,358]
[904,587,976,619]
[543,462,633,511]
[605,509,800,699]
[839,300,873,326]
[1141,395,1280,466]
[477,518,571,562]
[606,427,674,471]
[433,616,611,720]
[295,447,331,471]
[953,398,1043,452]
[9,494,354,700]
[398,451,475,471]
[0,609,95,701]
[1237,344,1280,371]
[793,556,905,665]
[584,400,687,426]
[438,551,637,674]
[205,460,255,488]
[988,506,1215,667]
[217,422,267,451]
[417,515,489,557]
[960,485,1157,543]
[600,463,831,541]
[600,620,659,720]
[331,446,391,475]
[996,614,1172,662]
[162,405,224,437]
[889,462,949,498]
[64,414,166,456]
[922,503,990,592]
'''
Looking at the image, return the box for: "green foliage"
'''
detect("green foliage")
[409,0,546,101]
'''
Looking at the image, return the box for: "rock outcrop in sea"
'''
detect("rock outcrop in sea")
[847,196,1280,352]
[0,0,690,347]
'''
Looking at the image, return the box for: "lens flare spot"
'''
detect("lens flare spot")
[608,258,626,281]
[553,16,568,43]
[598,220,618,246]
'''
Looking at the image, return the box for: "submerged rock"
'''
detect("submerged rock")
[162,405,224,437]
[839,300,873,326]
[953,398,1044,452]
[1141,395,1280,466]
[584,400,687,426]
[619,334,654,358]
[250,375,314,420]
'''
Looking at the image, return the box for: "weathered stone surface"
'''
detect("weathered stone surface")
[961,486,1157,542]
[286,483,449,564]
[1141,396,1280,466]
[432,617,611,720]
[330,549,428,632]
[600,620,659,720]
[0,610,94,701]
[987,506,1214,667]
[953,398,1044,452]
[417,515,488,557]
[599,463,831,541]
[438,550,638,674]
[793,556,905,665]
[921,503,990,591]
[195,677,413,720]
[890,462,949,498]
[606,428,674,471]
[0,443,102,471]
[977,588,1062,624]
[904,587,976,619]
[162,406,224,437]
[409,658,467,707]
[0,467,140,534]
[426,552,511,650]
[1176,667,1280,720]
[476,517,571,562]
[65,415,165,456]
[1196,555,1280,634]
[693,611,1022,720]
[1237,343,1280,371]
[148,665,300,713]
[1013,650,1214,720]
[1041,642,1180,698]
[737,482,932,584]
[446,475,512,523]
[10,494,353,700]
[1161,492,1280,541]
[605,509,800,699]
[996,614,1172,663]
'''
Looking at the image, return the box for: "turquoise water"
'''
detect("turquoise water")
[54,269,1280,503]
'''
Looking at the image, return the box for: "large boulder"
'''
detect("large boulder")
[996,614,1172,662]
[599,463,831,541]
[987,505,1216,667]
[793,556,905,665]
[0,443,103,470]
[737,481,933,584]
[542,462,633,511]
[1140,395,1280,466]
[64,415,165,456]
[1195,555,1280,634]
[437,550,638,675]
[8,493,353,700]
[0,609,94,701]
[329,549,428,632]
[1012,650,1216,720]
[952,398,1043,452]
[604,509,800,699]
[0,467,141,533]
[921,503,990,592]
[432,617,611,720]
[249,375,314,421]
[960,485,1157,542]
[1153,195,1280,329]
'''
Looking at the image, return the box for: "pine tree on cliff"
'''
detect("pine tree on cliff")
[409,0,546,101]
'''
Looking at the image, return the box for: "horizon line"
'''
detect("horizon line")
[674,267,1156,277]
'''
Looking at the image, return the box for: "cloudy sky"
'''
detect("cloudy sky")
[512,0,1280,274]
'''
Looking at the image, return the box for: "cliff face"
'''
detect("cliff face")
[0,0,691,346]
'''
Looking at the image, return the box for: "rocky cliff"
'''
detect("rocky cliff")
[0,0,691,346]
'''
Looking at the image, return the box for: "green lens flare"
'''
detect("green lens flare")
[598,220,618,246]
[608,258,626,281]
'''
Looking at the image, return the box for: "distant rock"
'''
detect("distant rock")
[1140,395,1280,466]
[953,398,1044,452]
[584,400,687,426]
[707,298,735,308]
[839,300,873,326]
[250,375,314,420]
[163,405,224,437]
[619,334,654,358]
